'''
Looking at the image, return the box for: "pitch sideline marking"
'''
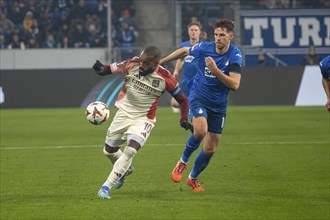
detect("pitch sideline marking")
[0,141,327,150]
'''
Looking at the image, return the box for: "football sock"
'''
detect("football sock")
[103,146,137,188]
[181,134,202,164]
[103,147,123,164]
[190,149,212,179]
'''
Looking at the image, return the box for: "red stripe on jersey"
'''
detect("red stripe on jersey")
[156,65,179,92]
[147,96,160,120]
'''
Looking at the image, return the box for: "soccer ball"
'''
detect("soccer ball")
[85,101,110,125]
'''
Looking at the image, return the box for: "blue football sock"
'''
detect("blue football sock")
[181,134,201,163]
[190,150,212,179]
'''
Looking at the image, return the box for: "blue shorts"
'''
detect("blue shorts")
[189,100,226,134]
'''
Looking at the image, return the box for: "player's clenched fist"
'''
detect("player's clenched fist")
[93,60,105,75]
[180,120,194,133]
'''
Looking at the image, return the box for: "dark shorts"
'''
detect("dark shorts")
[189,99,226,134]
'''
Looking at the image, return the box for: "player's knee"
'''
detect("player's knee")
[203,147,216,156]
[194,129,207,140]
[104,143,120,154]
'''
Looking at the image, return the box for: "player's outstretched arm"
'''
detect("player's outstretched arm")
[173,59,184,79]
[160,47,190,65]
[92,60,111,76]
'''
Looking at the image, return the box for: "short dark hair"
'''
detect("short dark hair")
[214,18,235,33]
[187,22,202,30]
[143,46,161,60]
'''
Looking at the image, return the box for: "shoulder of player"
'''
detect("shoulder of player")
[155,65,178,90]
[180,41,190,48]
[156,65,172,76]
[227,44,242,57]
[121,56,140,70]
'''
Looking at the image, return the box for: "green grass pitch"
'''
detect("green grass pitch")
[0,106,329,220]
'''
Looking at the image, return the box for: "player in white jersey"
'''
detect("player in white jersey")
[92,46,193,199]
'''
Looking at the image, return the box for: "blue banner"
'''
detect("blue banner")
[240,9,330,55]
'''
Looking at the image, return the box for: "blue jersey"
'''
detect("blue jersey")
[179,40,201,96]
[189,42,242,113]
[319,55,330,79]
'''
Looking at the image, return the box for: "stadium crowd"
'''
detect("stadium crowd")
[0,0,138,49]
[0,0,328,50]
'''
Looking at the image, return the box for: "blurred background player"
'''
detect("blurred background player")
[170,22,202,113]
[319,54,330,111]
[160,18,243,192]
[92,46,193,199]
[301,46,321,66]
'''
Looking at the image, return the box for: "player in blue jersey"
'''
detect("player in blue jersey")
[171,22,202,113]
[160,18,243,192]
[319,55,330,111]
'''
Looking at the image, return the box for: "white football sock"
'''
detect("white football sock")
[103,147,137,188]
[103,147,123,164]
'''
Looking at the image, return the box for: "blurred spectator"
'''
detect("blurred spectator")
[38,10,55,33]
[301,46,321,65]
[111,23,120,47]
[120,22,137,58]
[0,12,15,35]
[7,34,26,49]
[0,34,5,49]
[120,22,137,47]
[52,0,74,12]
[34,0,53,13]
[11,25,26,44]
[7,1,27,25]
[258,0,290,9]
[26,0,38,17]
[70,0,88,23]
[86,13,101,36]
[71,20,89,48]
[55,10,70,28]
[0,0,8,15]
[90,35,105,47]
[96,0,108,31]
[38,18,56,47]
[26,36,38,48]
[56,23,71,44]
[200,31,208,42]
[258,53,269,66]
[58,35,72,48]
[22,11,39,39]
[0,0,138,49]
[87,19,104,48]
[182,3,202,27]
[42,33,57,48]
[118,8,133,28]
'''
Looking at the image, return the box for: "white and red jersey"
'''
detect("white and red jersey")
[109,56,179,121]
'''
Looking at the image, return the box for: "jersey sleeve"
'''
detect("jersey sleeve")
[230,47,243,67]
[189,42,203,58]
[157,65,179,92]
[229,47,243,74]
[110,56,139,74]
